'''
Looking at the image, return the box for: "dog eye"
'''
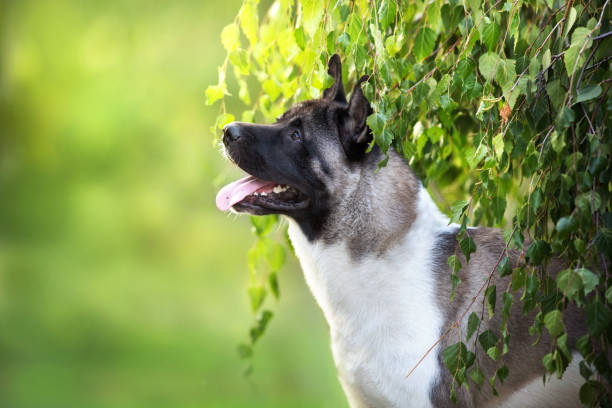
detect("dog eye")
[290,129,301,141]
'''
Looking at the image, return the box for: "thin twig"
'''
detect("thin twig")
[406,225,518,378]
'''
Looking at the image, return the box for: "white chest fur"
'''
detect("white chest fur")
[287,187,450,408]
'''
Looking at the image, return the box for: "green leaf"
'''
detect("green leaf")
[558,333,571,360]
[378,0,397,29]
[347,13,364,46]
[528,56,542,81]
[249,310,273,343]
[221,23,240,51]
[564,46,582,76]
[497,365,509,384]
[459,235,477,262]
[469,365,485,388]
[414,27,436,62]
[574,85,602,104]
[263,78,281,100]
[217,113,235,129]
[375,129,394,154]
[542,352,555,372]
[454,58,476,85]
[250,215,277,236]
[580,380,605,406]
[485,285,496,319]
[448,254,462,273]
[241,109,255,123]
[487,345,499,361]
[492,196,506,223]
[498,256,511,277]
[571,27,593,48]
[531,188,543,213]
[556,216,579,236]
[544,310,565,338]
[366,112,387,136]
[478,330,499,350]
[439,94,458,112]
[294,26,307,50]
[502,292,513,325]
[586,298,612,336]
[511,266,526,291]
[493,133,504,161]
[542,48,551,72]
[555,107,575,130]
[229,49,250,74]
[266,242,285,271]
[550,130,565,153]
[442,342,471,374]
[248,285,266,312]
[478,52,500,82]
[496,59,516,91]
[595,228,612,255]
[589,156,607,175]
[525,273,539,296]
[467,312,480,341]
[466,144,488,169]
[268,272,280,299]
[564,27,593,77]
[481,21,500,52]
[606,287,612,304]
[441,4,462,32]
[562,7,577,39]
[205,84,225,105]
[579,360,593,380]
[428,0,442,28]
[557,269,584,301]
[575,269,599,295]
[301,0,324,37]
[576,334,592,357]
[526,240,550,265]
[450,273,461,301]
[450,200,469,223]
[239,0,259,47]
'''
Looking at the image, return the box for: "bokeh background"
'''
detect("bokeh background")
[0,1,347,406]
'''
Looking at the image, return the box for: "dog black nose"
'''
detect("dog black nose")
[223,123,242,144]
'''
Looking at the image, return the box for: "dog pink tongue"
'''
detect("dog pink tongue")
[216,176,276,211]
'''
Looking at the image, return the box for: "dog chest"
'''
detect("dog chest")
[287,194,449,407]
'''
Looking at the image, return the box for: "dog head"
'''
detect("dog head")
[216,54,378,239]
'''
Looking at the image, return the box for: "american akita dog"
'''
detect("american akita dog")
[215,54,585,407]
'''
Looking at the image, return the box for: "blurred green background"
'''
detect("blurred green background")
[0,1,347,407]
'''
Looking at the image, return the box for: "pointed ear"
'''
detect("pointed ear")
[338,75,373,159]
[322,54,347,104]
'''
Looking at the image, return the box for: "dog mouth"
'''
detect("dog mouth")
[216,175,310,213]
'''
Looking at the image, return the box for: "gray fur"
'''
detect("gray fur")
[430,229,586,407]
[321,150,419,258]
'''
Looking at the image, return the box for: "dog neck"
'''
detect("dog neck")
[319,149,433,256]
[286,161,451,406]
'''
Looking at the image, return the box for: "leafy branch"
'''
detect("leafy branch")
[208,0,612,403]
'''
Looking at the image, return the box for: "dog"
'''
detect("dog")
[216,54,585,407]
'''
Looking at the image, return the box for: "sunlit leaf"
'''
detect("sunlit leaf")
[414,27,436,61]
[221,23,240,51]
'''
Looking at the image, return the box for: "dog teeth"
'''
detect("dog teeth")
[260,192,267,196]
[273,185,289,194]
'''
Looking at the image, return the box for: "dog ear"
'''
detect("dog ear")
[322,54,347,104]
[338,75,373,159]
